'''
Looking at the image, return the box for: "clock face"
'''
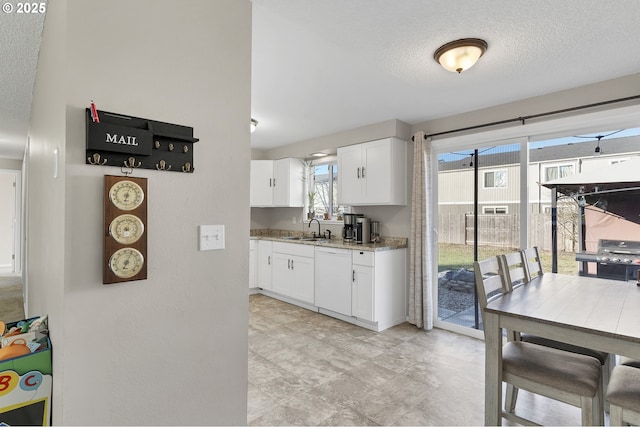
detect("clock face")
[109,248,144,279]
[109,180,144,211]
[109,214,144,245]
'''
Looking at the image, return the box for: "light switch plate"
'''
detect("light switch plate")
[199,225,225,251]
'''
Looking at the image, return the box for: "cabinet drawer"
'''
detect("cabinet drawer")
[352,250,374,267]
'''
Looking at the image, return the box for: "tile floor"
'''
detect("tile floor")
[248,293,588,426]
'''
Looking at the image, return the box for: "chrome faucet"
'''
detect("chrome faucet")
[308,218,321,238]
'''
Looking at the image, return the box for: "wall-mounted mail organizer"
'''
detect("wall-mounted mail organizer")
[85,108,199,173]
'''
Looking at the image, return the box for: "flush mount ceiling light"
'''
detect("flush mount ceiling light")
[434,38,488,73]
[310,152,328,157]
[250,118,258,133]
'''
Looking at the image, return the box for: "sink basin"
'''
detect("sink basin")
[281,236,331,243]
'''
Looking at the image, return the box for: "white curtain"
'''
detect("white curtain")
[408,132,434,330]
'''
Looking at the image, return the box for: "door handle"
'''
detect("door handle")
[268,255,271,265]
[291,259,294,270]
[269,178,272,187]
[353,270,356,282]
[357,167,360,179]
[361,166,365,178]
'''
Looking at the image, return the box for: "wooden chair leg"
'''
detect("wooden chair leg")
[603,355,613,413]
[609,404,623,426]
[580,395,594,426]
[595,382,604,426]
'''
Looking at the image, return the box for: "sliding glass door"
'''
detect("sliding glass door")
[436,143,521,331]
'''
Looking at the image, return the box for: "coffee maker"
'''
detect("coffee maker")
[342,213,357,243]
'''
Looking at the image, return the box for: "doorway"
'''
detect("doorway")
[0,169,21,275]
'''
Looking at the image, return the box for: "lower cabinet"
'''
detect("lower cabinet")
[257,240,272,291]
[352,263,374,321]
[253,238,406,331]
[350,248,406,329]
[249,240,257,289]
[272,242,315,304]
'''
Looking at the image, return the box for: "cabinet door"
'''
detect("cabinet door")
[291,255,315,304]
[352,264,374,321]
[257,240,272,290]
[362,139,392,204]
[250,160,273,206]
[271,252,293,297]
[273,158,304,207]
[249,240,257,289]
[337,144,363,205]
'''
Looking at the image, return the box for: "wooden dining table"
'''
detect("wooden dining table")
[483,272,640,425]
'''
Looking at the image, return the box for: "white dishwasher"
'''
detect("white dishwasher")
[314,247,352,316]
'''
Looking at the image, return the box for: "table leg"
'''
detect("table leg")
[484,311,501,425]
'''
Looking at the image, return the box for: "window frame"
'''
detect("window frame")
[482,169,508,189]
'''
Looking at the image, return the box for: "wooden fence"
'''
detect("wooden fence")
[438,213,577,252]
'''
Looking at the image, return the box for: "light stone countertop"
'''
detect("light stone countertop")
[250,229,407,252]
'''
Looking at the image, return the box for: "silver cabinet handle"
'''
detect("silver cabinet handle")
[357,167,360,179]
[287,259,290,269]
[291,259,294,270]
[269,178,272,187]
[361,166,365,178]
[268,255,271,265]
[353,270,356,282]
[272,178,276,187]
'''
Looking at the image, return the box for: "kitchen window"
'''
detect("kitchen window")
[312,161,347,220]
[483,170,507,188]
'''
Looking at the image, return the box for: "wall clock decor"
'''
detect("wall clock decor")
[104,175,148,284]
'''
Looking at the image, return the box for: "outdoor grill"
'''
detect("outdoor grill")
[575,239,640,281]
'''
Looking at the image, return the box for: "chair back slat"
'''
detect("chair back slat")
[522,246,543,281]
[474,257,506,313]
[500,252,527,291]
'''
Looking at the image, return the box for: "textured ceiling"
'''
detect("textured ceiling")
[251,0,640,150]
[2,1,640,160]
[0,4,45,159]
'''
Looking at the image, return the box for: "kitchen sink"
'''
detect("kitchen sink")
[281,236,331,243]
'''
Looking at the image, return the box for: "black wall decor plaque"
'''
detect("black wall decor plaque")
[85,109,198,173]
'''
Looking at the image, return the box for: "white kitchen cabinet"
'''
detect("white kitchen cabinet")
[257,240,272,291]
[351,248,406,329]
[352,264,374,321]
[337,137,407,206]
[249,240,257,289]
[271,242,315,304]
[250,158,304,207]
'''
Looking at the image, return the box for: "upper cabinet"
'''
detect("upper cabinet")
[250,158,304,207]
[337,137,407,206]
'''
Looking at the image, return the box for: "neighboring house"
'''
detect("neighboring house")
[437,134,640,249]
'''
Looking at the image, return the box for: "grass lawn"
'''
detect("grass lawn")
[438,243,578,276]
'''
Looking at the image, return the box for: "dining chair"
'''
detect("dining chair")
[474,257,604,426]
[501,250,613,413]
[498,251,528,291]
[521,246,543,281]
[606,364,640,426]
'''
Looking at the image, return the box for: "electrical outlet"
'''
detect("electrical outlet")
[199,225,225,251]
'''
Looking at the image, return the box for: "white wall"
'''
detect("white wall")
[28,1,251,425]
